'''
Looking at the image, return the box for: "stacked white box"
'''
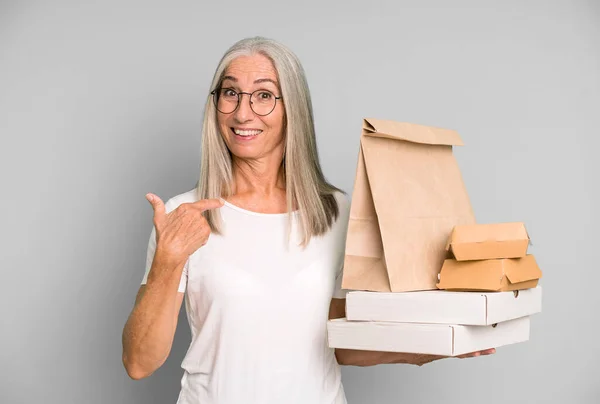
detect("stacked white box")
[327,286,542,356]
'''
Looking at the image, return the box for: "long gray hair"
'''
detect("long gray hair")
[197,36,341,245]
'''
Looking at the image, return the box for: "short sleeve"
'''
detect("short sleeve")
[140,225,188,294]
[332,263,348,299]
[331,191,351,300]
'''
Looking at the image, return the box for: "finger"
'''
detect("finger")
[192,198,225,212]
[459,348,495,359]
[457,351,479,359]
[146,193,166,223]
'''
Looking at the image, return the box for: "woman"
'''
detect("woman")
[121,36,493,404]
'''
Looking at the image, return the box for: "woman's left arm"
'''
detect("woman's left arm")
[328,298,494,367]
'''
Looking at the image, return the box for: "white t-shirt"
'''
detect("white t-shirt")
[141,188,350,404]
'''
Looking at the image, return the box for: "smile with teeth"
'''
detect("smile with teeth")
[232,128,263,137]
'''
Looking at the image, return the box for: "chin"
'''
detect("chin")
[228,145,262,159]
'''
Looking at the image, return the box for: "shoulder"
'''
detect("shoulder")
[164,188,199,213]
[331,190,351,222]
[329,189,351,234]
[333,190,350,215]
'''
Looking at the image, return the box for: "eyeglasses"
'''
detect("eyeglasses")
[210,87,282,116]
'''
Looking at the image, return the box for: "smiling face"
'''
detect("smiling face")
[216,53,286,162]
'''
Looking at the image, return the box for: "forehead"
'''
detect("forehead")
[223,54,278,82]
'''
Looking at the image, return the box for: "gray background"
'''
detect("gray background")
[1,0,598,403]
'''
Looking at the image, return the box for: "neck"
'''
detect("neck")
[231,155,286,197]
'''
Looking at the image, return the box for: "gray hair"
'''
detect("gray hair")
[197,36,341,245]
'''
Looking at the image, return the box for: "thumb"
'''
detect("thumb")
[146,193,166,222]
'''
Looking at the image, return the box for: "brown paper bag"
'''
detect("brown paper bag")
[341,118,476,292]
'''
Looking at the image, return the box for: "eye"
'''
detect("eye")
[221,88,237,98]
[257,91,273,100]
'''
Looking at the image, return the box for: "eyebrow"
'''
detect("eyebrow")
[221,76,279,87]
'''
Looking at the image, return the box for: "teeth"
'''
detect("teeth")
[234,129,262,137]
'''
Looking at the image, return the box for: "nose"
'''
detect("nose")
[233,93,254,122]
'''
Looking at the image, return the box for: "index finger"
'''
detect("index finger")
[192,198,225,212]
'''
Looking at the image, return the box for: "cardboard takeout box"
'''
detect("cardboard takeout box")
[436,254,542,292]
[341,118,475,292]
[446,222,530,261]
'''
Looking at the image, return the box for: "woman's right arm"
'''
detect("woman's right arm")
[121,249,186,380]
[121,193,223,380]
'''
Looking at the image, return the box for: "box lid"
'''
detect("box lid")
[362,118,464,146]
[505,255,543,284]
[445,222,530,261]
[345,286,542,325]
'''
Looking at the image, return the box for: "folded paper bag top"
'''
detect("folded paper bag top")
[341,118,476,293]
[446,222,530,261]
